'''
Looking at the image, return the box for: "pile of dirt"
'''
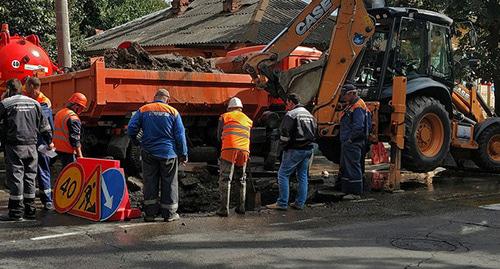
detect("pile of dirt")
[78,42,219,73]
[177,168,220,213]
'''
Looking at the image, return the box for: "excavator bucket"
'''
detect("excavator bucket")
[270,56,326,103]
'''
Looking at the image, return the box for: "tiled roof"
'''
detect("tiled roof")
[85,0,334,53]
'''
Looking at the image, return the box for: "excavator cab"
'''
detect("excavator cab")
[351,7,454,102]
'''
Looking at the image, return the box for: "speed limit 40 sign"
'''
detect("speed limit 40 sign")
[53,163,85,213]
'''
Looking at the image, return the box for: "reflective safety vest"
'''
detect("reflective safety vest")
[36,92,52,108]
[53,108,79,153]
[221,110,253,152]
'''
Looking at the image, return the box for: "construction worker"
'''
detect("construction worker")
[216,97,253,217]
[25,77,55,210]
[53,92,87,167]
[0,79,51,221]
[338,83,371,199]
[127,89,188,222]
[266,93,317,210]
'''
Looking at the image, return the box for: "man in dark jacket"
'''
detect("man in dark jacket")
[266,93,317,210]
[26,77,55,210]
[0,79,51,221]
[339,84,370,199]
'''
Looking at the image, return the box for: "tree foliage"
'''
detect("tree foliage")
[0,0,167,65]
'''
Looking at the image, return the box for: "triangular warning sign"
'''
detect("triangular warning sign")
[68,165,102,221]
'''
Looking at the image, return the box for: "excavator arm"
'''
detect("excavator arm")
[243,0,339,80]
[243,0,375,137]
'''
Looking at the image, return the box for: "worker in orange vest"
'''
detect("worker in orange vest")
[53,92,88,167]
[216,97,253,217]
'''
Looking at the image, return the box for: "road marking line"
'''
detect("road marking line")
[30,232,81,241]
[293,217,322,223]
[119,222,158,228]
[479,203,500,211]
[270,217,322,226]
[351,198,376,203]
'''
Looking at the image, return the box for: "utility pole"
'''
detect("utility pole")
[55,0,72,68]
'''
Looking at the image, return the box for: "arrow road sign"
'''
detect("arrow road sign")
[101,176,114,209]
[100,168,126,221]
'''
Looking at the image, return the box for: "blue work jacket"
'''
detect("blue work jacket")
[127,100,188,159]
[340,97,369,144]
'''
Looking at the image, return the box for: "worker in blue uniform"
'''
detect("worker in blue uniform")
[339,83,371,199]
[26,77,55,210]
[127,89,188,222]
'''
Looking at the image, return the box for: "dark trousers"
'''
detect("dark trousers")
[5,145,38,218]
[141,150,179,218]
[37,151,52,204]
[340,141,365,195]
[57,152,76,168]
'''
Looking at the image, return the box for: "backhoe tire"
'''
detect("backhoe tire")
[402,96,451,172]
[473,124,500,172]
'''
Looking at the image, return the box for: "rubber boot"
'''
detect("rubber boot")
[235,181,246,214]
[24,198,36,220]
[216,181,231,217]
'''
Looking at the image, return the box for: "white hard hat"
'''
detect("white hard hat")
[228,97,243,109]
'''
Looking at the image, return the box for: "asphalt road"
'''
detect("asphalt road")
[1,172,500,269]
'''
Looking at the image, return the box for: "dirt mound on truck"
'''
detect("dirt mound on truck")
[76,42,219,72]
[104,42,219,72]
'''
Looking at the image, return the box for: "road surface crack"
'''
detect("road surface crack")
[425,221,453,238]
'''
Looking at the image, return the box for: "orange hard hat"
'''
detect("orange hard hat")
[68,92,88,108]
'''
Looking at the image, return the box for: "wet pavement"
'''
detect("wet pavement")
[1,159,500,268]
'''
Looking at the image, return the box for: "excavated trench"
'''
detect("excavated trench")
[126,166,320,214]
[122,159,339,213]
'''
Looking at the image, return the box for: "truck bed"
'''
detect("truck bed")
[40,58,268,119]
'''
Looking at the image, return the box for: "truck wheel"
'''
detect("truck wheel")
[403,96,451,172]
[473,124,500,172]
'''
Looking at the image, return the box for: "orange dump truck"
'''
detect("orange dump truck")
[39,46,321,173]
